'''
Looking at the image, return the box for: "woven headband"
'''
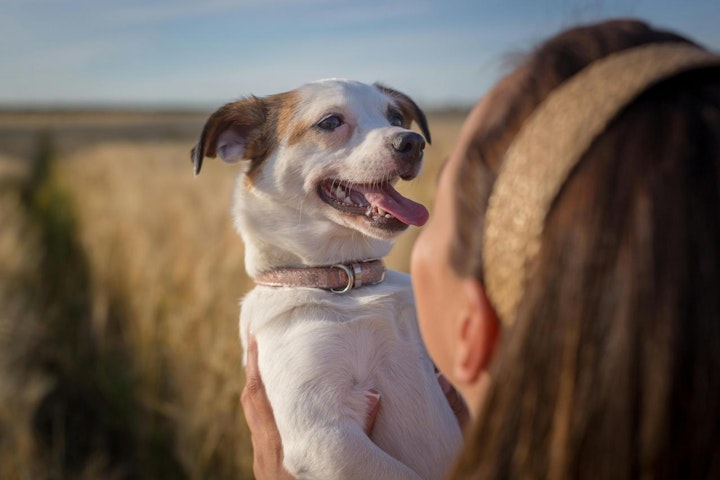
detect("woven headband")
[483,43,720,325]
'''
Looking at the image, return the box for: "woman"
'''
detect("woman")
[243,19,720,479]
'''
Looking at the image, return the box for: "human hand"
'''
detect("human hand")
[241,335,381,480]
[241,335,293,480]
[436,371,470,429]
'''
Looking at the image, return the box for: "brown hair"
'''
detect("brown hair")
[449,19,720,479]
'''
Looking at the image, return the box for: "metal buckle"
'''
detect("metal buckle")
[330,263,356,294]
[352,263,363,288]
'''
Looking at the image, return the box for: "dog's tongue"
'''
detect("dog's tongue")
[357,184,429,226]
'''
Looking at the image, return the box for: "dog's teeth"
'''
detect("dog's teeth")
[335,187,346,199]
[377,207,386,216]
[384,213,393,219]
[343,197,353,205]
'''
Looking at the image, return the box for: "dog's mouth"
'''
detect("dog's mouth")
[317,178,429,230]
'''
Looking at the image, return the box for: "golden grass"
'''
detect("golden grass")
[58,142,253,478]
[0,110,465,479]
[0,154,46,479]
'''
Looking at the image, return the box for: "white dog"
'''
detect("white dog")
[192,79,462,479]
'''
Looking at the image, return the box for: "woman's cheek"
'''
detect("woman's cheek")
[411,230,447,373]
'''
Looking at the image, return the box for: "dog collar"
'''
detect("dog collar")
[253,259,386,294]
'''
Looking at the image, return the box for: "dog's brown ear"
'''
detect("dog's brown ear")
[191,96,267,175]
[374,83,432,145]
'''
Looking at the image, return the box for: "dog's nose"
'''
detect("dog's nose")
[388,132,426,180]
[389,131,426,157]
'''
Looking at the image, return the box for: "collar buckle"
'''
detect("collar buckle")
[330,263,355,294]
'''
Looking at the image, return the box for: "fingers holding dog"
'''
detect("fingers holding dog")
[241,335,294,480]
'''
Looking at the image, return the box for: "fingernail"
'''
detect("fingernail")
[365,389,380,400]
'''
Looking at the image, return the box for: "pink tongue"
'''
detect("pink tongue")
[357,184,429,226]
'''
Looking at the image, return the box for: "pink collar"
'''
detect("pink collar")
[254,259,386,294]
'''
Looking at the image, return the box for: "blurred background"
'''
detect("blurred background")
[1,1,718,478]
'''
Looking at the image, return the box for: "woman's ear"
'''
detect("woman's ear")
[453,279,500,385]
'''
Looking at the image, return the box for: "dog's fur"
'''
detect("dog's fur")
[193,79,462,479]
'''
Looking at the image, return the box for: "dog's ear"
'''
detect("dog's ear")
[191,96,267,176]
[374,83,432,145]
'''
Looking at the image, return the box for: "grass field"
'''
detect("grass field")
[0,108,466,479]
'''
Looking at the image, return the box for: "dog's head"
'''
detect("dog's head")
[192,79,431,266]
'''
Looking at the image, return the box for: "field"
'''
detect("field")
[0,108,466,479]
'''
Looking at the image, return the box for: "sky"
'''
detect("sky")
[1,0,719,109]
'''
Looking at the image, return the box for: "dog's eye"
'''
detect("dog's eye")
[388,111,404,127]
[316,115,344,131]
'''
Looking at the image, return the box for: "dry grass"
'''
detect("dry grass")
[0,154,46,479]
[0,109,465,479]
[60,141,253,478]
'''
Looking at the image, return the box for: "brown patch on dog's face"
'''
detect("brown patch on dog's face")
[284,112,352,152]
[264,91,300,150]
[244,91,299,180]
[285,115,315,147]
[374,83,432,145]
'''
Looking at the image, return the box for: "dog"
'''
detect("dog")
[192,79,462,479]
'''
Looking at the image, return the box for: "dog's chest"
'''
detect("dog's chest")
[238,271,427,397]
[239,271,462,479]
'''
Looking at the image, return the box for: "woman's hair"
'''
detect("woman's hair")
[450,19,720,479]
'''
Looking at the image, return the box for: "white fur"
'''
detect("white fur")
[209,79,462,479]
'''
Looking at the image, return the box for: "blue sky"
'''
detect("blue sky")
[1,0,719,108]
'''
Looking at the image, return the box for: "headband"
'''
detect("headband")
[483,43,720,325]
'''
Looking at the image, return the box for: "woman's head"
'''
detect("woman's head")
[411,18,720,479]
[449,19,702,284]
